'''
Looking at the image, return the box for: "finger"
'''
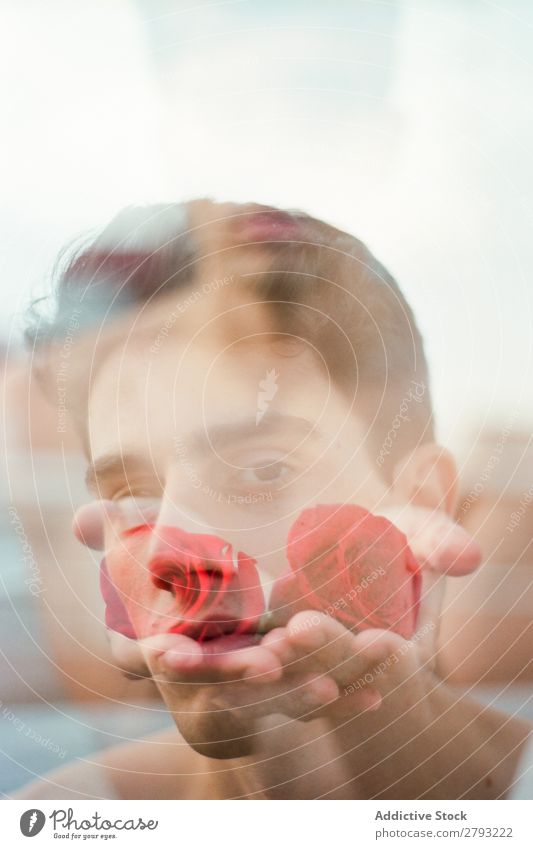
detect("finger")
[107,631,151,678]
[260,627,300,665]
[73,498,160,550]
[73,501,116,550]
[283,611,397,686]
[412,518,482,576]
[347,626,421,694]
[140,633,283,685]
[326,685,382,718]
[212,672,340,722]
[381,505,482,576]
[430,522,482,575]
[224,672,384,722]
[139,633,203,681]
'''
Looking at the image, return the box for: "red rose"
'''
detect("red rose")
[101,525,265,641]
[149,527,264,640]
[269,504,421,639]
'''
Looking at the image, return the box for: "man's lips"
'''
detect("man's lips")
[165,619,262,655]
[165,615,261,647]
[196,633,262,655]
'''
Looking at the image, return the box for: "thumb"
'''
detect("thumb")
[380,504,482,576]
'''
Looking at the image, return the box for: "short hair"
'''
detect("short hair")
[25,200,433,471]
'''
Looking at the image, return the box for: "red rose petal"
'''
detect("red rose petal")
[276,504,422,638]
[101,527,265,641]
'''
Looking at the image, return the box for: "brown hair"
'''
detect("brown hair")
[25,200,433,471]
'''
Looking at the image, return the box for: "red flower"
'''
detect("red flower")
[269,504,421,639]
[148,528,264,640]
[101,526,265,641]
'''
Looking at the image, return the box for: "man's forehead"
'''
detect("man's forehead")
[90,334,327,422]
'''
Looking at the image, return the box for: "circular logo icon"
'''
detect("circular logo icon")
[20,809,46,837]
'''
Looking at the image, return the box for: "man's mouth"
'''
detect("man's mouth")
[196,633,262,654]
[165,617,262,654]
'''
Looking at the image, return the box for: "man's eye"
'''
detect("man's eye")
[111,494,162,527]
[237,461,292,486]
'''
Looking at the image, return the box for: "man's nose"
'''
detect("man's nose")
[147,502,226,595]
[148,529,193,594]
[154,467,217,536]
[145,463,226,582]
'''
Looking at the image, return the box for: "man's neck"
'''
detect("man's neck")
[207,715,363,800]
[201,688,531,800]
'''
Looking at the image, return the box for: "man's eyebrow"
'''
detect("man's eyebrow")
[186,413,323,456]
[86,415,322,491]
[84,452,153,494]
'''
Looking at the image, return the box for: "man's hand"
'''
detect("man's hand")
[90,501,482,732]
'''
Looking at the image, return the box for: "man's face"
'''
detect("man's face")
[77,200,400,756]
[85,289,394,753]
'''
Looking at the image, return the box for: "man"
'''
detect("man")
[16,200,531,799]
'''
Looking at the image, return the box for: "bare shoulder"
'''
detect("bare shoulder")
[11,725,200,800]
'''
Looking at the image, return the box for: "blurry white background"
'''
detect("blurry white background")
[2,0,533,441]
[1,0,533,795]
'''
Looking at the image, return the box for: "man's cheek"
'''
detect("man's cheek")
[105,545,163,639]
[229,527,290,581]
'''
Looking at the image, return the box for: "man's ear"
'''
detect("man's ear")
[390,443,458,516]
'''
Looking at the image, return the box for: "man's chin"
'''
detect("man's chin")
[174,707,258,759]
